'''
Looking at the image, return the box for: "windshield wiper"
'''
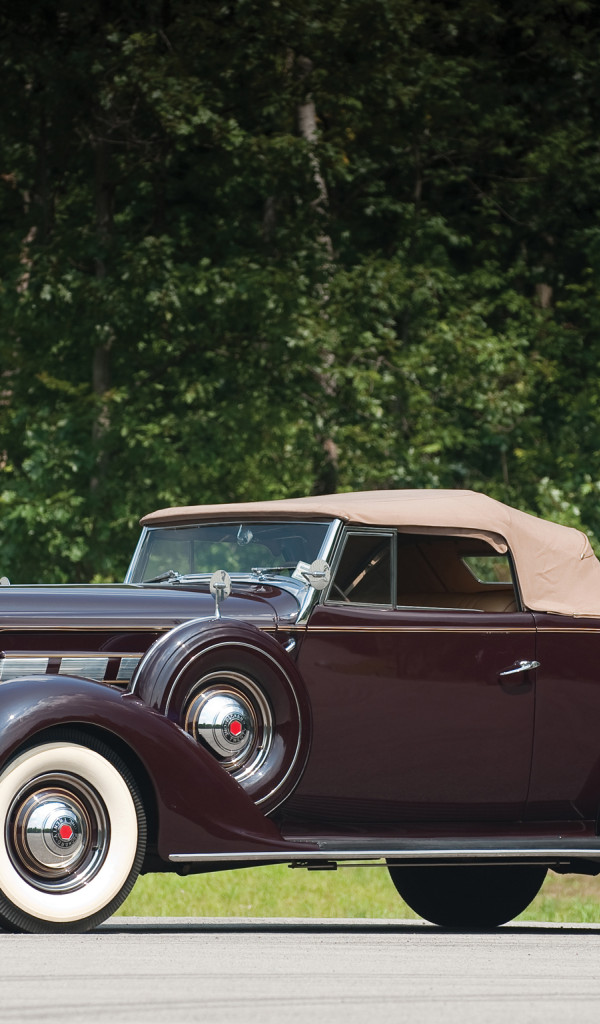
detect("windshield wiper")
[250,564,297,577]
[144,565,299,585]
[142,569,183,583]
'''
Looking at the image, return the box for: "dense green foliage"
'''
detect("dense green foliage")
[1,0,600,581]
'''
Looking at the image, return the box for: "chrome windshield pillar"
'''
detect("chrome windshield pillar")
[295,520,342,625]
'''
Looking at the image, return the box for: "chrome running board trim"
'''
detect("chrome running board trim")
[170,838,600,864]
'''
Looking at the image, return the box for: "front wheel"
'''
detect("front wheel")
[388,864,547,928]
[0,732,146,933]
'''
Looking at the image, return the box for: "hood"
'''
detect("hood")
[0,581,300,631]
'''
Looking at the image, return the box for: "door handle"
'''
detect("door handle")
[498,659,540,678]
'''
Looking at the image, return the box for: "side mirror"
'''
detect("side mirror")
[300,559,331,591]
[210,570,231,617]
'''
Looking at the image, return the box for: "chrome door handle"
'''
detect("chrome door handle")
[499,659,540,678]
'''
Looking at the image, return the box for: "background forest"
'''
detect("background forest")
[1,0,600,583]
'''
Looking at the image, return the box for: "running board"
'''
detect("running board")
[170,837,600,864]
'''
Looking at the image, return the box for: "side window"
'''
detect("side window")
[329,533,393,606]
[396,534,519,612]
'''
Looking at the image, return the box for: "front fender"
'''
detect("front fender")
[0,676,313,860]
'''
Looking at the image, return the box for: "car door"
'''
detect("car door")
[526,611,600,825]
[290,528,537,827]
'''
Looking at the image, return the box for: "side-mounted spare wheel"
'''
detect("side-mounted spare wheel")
[132,620,310,812]
[0,729,146,933]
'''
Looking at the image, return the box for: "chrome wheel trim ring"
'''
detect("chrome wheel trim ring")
[6,772,109,894]
[184,670,274,783]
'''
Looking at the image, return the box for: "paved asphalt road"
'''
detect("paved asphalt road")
[1,918,600,1023]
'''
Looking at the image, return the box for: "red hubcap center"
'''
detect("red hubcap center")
[230,720,243,736]
[59,824,74,841]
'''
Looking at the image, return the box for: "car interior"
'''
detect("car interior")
[329,531,519,612]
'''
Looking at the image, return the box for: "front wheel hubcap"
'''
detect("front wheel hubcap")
[7,772,109,893]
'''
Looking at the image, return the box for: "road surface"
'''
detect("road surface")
[1,918,599,1023]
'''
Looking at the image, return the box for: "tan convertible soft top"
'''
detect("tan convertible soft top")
[141,490,600,617]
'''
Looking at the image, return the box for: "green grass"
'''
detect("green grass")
[517,873,600,923]
[115,864,600,923]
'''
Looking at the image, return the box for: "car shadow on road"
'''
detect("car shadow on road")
[98,917,600,936]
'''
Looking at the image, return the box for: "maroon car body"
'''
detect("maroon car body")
[2,489,600,932]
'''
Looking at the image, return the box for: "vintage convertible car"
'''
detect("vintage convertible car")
[2,488,600,933]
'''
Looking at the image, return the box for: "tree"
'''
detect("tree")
[1,0,600,581]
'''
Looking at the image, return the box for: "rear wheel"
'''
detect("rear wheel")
[0,732,146,933]
[388,864,547,928]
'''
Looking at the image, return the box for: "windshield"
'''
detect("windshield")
[127,521,332,583]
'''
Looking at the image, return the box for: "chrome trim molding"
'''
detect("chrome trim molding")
[305,626,536,634]
[116,657,143,681]
[0,653,142,684]
[536,627,600,634]
[124,527,149,583]
[323,526,396,609]
[0,657,49,682]
[296,520,343,625]
[59,657,109,682]
[170,839,600,864]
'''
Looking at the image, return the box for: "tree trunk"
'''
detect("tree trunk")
[295,54,333,260]
[90,136,114,496]
[295,55,338,493]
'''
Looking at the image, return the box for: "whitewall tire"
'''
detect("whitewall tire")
[0,733,146,933]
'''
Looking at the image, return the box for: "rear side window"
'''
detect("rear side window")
[396,534,519,612]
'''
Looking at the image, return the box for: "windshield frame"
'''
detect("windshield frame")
[124,519,340,595]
